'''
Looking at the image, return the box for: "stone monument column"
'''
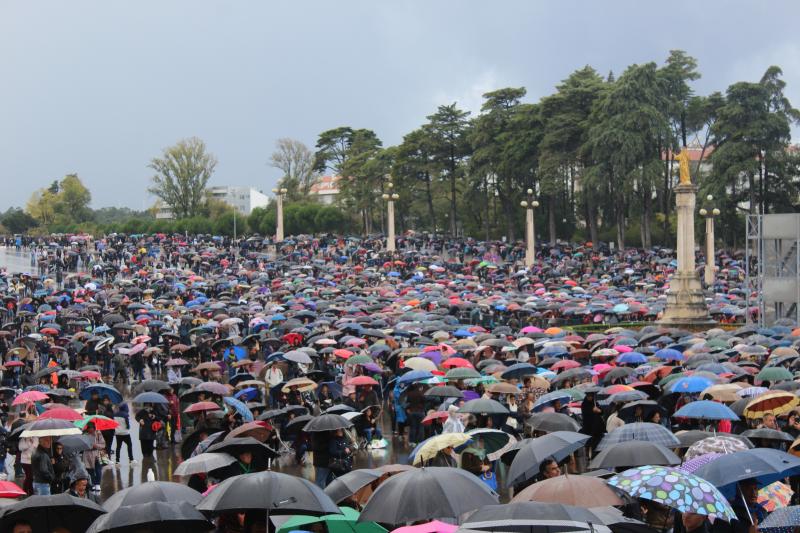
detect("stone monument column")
[659,148,713,327]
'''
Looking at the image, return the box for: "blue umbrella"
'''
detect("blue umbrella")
[669,376,715,393]
[132,392,168,404]
[673,400,740,421]
[79,384,123,404]
[397,370,433,385]
[616,352,648,365]
[234,387,259,402]
[223,396,254,422]
[532,391,572,412]
[693,449,800,499]
[501,363,538,380]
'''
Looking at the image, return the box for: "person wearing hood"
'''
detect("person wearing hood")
[442,404,465,434]
[66,468,100,504]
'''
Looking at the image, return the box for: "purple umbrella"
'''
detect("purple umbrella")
[420,351,442,366]
[679,453,722,474]
[462,390,480,402]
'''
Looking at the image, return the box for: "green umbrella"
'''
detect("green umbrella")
[277,507,386,533]
[563,387,586,401]
[345,355,373,366]
[757,367,794,383]
[465,376,499,386]
[445,367,481,380]
[658,372,687,387]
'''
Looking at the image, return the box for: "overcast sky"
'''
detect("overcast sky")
[2,0,799,211]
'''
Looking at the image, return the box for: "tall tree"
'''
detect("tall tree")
[337,129,386,234]
[426,104,471,235]
[148,137,217,219]
[313,127,355,176]
[394,127,438,231]
[56,174,92,223]
[270,138,315,200]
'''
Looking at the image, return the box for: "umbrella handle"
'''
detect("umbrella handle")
[739,485,754,525]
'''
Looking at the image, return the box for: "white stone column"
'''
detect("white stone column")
[387,199,396,252]
[705,216,715,287]
[525,206,535,267]
[276,194,285,243]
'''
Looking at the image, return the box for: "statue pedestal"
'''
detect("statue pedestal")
[659,183,713,328]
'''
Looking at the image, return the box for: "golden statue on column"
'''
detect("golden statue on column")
[675,147,692,185]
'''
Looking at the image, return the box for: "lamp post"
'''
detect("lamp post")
[698,194,720,288]
[382,181,399,253]
[271,187,288,242]
[519,188,539,268]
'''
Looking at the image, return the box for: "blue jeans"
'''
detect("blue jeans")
[314,467,330,489]
[364,427,382,443]
[33,482,51,495]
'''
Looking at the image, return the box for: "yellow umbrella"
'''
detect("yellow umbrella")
[701,384,743,403]
[413,433,470,465]
[744,391,800,419]
[403,357,438,372]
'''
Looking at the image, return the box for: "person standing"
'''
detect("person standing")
[135,406,157,460]
[18,435,37,495]
[580,391,605,457]
[311,432,331,489]
[31,436,54,495]
[82,422,105,492]
[113,402,135,466]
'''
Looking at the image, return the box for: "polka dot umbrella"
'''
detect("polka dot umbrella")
[608,465,737,522]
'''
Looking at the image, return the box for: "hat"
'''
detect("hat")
[447,404,459,413]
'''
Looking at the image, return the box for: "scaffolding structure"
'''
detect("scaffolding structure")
[745,214,800,327]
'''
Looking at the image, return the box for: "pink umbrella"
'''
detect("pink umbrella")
[521,326,543,334]
[128,343,146,356]
[392,521,458,533]
[12,391,49,406]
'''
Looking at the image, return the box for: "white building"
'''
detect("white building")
[208,186,271,214]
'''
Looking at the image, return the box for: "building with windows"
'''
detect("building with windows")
[208,186,271,214]
[309,175,342,205]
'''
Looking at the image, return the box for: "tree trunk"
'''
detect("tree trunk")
[616,186,625,251]
[425,173,436,232]
[663,158,671,247]
[548,196,557,246]
[586,195,599,248]
[484,179,490,242]
[449,148,457,236]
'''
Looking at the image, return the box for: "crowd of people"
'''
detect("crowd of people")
[0,231,792,533]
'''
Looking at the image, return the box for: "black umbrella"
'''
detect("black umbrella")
[588,441,680,470]
[196,471,340,515]
[324,468,382,504]
[87,501,213,533]
[506,432,590,488]
[57,434,94,455]
[0,493,105,533]
[462,502,613,533]
[741,428,795,442]
[325,405,356,415]
[102,480,202,512]
[358,467,498,525]
[133,379,171,394]
[34,366,60,380]
[303,414,353,432]
[674,430,715,449]
[206,437,273,459]
[525,412,580,434]
[131,392,169,404]
[285,414,315,433]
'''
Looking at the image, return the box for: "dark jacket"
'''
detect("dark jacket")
[311,434,330,467]
[32,445,54,483]
[135,408,157,440]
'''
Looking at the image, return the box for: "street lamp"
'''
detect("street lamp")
[271,187,288,242]
[382,181,399,253]
[519,188,539,267]
[698,194,720,288]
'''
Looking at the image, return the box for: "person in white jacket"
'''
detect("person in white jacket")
[18,436,37,495]
[442,405,465,434]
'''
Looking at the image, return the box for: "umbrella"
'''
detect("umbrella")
[277,506,387,533]
[609,466,736,521]
[589,441,681,470]
[206,437,275,460]
[405,357,439,373]
[324,468,383,504]
[184,401,222,414]
[0,493,106,533]
[358,467,498,525]
[87,501,213,533]
[79,384,123,403]
[693,448,800,499]
[304,414,353,432]
[741,428,795,443]
[757,367,794,383]
[197,471,341,515]
[133,379,171,394]
[744,392,800,419]
[525,412,581,433]
[758,481,793,512]
[222,396,254,422]
[225,421,271,442]
[76,415,119,431]
[673,400,740,421]
[458,399,509,415]
[413,433,471,465]
[445,368,481,381]
[11,390,49,406]
[0,481,25,499]
[132,392,168,404]
[103,480,203,512]
[597,423,680,451]
[510,474,623,507]
[461,502,613,533]
[757,504,800,532]
[393,521,457,533]
[57,434,94,455]
[684,435,751,460]
[668,376,716,393]
[20,418,82,438]
[174,453,237,477]
[506,432,590,488]
[39,407,83,421]
[464,429,516,462]
[424,386,464,399]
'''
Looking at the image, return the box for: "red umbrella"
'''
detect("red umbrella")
[334,349,354,359]
[0,481,25,498]
[12,391,49,406]
[441,357,473,369]
[184,401,222,414]
[4,361,24,368]
[39,407,83,421]
[422,411,448,425]
[350,376,379,386]
[78,415,119,431]
[40,328,59,336]
[551,360,581,372]
[80,370,101,380]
